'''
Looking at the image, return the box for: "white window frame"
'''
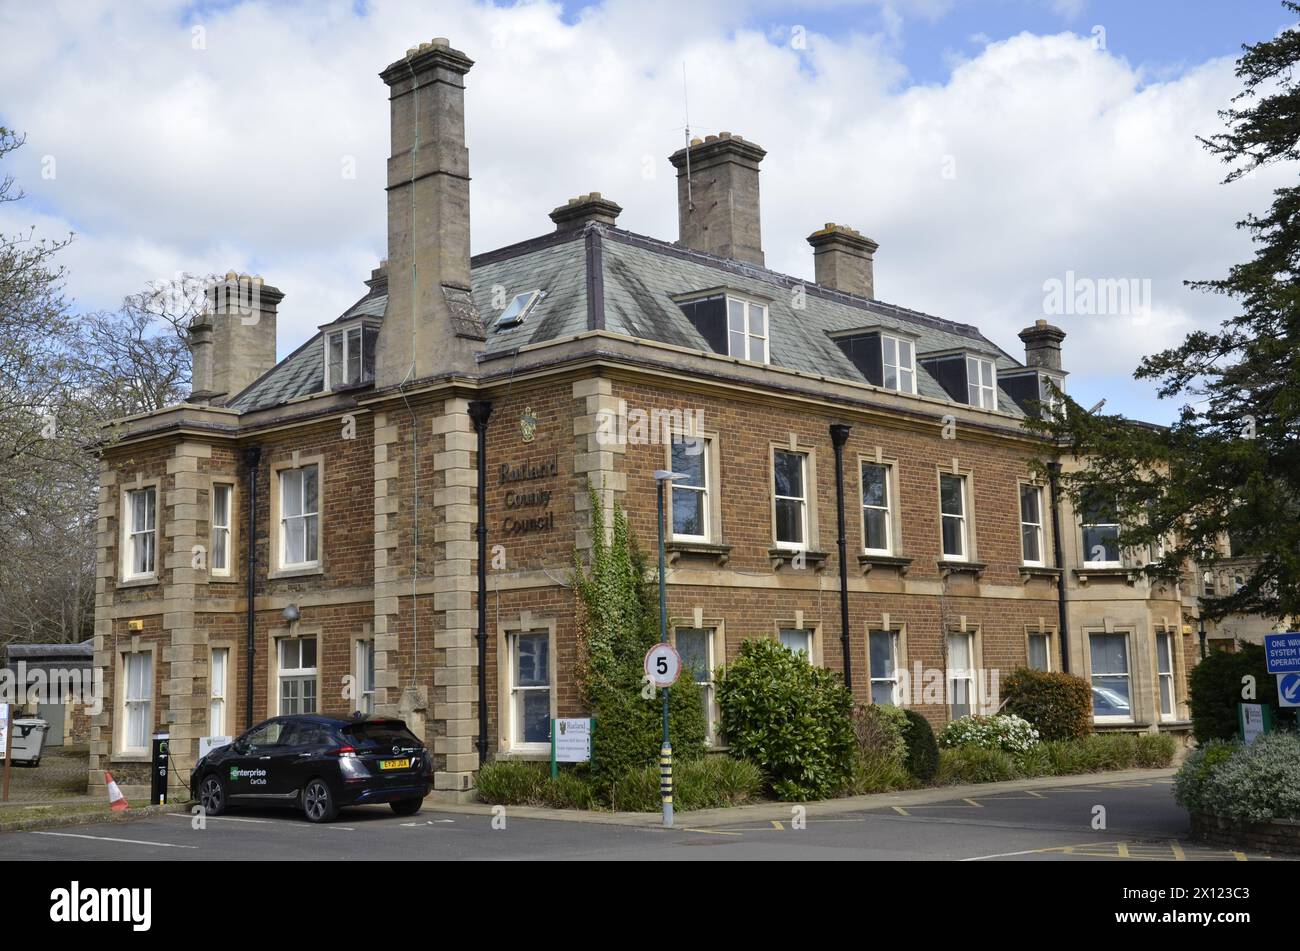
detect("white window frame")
[778,627,815,660]
[1082,500,1122,568]
[355,639,375,715]
[966,356,997,410]
[119,649,154,755]
[947,631,977,719]
[860,462,893,556]
[868,629,902,706]
[209,647,229,737]
[121,486,158,582]
[726,296,769,364]
[277,637,318,716]
[211,483,234,578]
[1156,630,1177,722]
[668,435,710,543]
[1027,631,1052,671]
[508,630,552,752]
[1089,632,1133,724]
[773,449,809,551]
[673,626,720,746]
[881,334,916,394]
[939,472,969,561]
[324,321,378,390]
[1019,482,1045,567]
[278,464,320,571]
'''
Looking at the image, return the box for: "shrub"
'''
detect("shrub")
[1135,733,1178,768]
[608,756,766,812]
[938,714,1040,754]
[1175,732,1300,823]
[852,703,909,765]
[1003,667,1092,741]
[1188,644,1296,742]
[1086,733,1139,771]
[575,486,706,791]
[543,770,597,810]
[476,761,548,805]
[938,745,1021,785]
[1173,739,1238,812]
[716,637,856,801]
[900,708,940,783]
[1015,743,1055,778]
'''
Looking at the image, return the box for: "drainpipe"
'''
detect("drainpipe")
[242,445,261,730]
[467,400,493,763]
[829,423,853,691]
[1047,461,1070,673]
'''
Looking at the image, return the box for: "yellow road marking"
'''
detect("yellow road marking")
[680,827,742,836]
[892,806,909,816]
[1233,851,1247,861]
[770,820,784,830]
[1171,841,1185,861]
[1117,842,1130,858]
[1027,790,1046,799]
[963,798,983,808]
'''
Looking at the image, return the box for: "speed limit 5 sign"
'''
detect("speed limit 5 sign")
[644,643,682,687]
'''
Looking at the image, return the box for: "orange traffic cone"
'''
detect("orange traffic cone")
[104,771,129,812]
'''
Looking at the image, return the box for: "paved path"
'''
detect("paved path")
[0,773,1281,861]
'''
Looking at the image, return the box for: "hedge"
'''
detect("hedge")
[1003,667,1092,741]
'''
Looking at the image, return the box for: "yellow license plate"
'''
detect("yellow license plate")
[379,758,411,770]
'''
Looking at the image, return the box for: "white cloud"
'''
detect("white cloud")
[0,0,1286,422]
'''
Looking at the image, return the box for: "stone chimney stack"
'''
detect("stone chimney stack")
[376,38,483,389]
[668,132,766,266]
[548,193,622,232]
[807,223,879,298]
[1019,319,1067,371]
[190,272,283,406]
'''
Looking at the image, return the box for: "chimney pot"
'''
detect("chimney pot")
[807,223,879,298]
[668,132,767,265]
[1019,320,1067,371]
[549,193,622,232]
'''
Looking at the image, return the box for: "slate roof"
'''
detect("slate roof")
[225,223,1028,416]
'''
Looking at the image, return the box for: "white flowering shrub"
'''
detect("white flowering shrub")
[938,714,1040,754]
[1175,732,1300,823]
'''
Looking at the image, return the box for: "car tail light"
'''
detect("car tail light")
[330,746,358,758]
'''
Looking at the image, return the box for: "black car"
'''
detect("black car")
[191,714,430,823]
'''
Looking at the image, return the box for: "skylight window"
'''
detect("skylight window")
[494,290,544,329]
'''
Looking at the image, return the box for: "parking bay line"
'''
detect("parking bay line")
[165,813,357,832]
[31,831,198,850]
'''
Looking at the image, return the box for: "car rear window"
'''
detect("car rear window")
[342,721,421,748]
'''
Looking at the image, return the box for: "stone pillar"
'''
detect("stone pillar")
[372,411,403,714]
[572,377,627,553]
[87,465,118,797]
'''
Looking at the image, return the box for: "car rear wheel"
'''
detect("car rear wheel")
[199,775,228,816]
[302,778,338,823]
[390,797,423,816]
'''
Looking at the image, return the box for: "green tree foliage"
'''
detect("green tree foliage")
[1189,643,1295,741]
[573,485,705,790]
[1031,3,1300,624]
[715,637,856,800]
[900,708,940,783]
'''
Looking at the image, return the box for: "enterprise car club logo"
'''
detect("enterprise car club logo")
[50,882,151,932]
[229,766,267,780]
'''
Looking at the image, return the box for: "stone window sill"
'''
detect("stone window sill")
[665,541,732,567]
[768,548,829,571]
[269,565,324,581]
[1018,565,1062,583]
[858,554,912,576]
[116,576,160,590]
[1074,566,1139,586]
[938,560,986,579]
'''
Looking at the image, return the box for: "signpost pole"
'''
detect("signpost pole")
[656,475,673,829]
[1,702,11,803]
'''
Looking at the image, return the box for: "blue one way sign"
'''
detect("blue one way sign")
[1264,633,1300,674]
[1279,674,1300,709]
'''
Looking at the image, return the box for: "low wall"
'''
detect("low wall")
[1190,811,1300,854]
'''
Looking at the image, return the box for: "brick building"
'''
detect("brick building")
[89,37,1199,802]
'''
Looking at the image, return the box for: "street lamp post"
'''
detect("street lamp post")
[654,469,686,829]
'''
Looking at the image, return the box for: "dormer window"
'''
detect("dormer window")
[325,322,378,390]
[1039,374,1065,420]
[966,356,996,410]
[882,334,915,394]
[494,290,543,330]
[727,297,768,364]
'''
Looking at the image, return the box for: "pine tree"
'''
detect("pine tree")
[1034,3,1300,623]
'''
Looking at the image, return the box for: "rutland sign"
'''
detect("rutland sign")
[499,455,557,537]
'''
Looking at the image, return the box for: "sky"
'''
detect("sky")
[0,0,1295,423]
